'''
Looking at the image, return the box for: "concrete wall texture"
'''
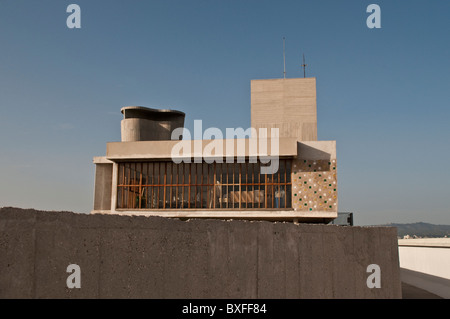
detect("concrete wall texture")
[0,207,402,299]
[398,239,450,298]
[251,78,318,141]
[120,106,185,142]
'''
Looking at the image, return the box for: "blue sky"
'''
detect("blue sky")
[0,0,449,225]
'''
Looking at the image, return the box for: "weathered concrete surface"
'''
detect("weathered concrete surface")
[0,207,402,299]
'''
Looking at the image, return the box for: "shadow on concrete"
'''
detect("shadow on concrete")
[296,142,332,163]
[402,282,443,299]
[401,268,449,299]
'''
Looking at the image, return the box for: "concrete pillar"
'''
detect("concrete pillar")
[110,162,119,213]
[93,162,113,211]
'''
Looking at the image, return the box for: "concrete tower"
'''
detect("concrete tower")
[250,78,317,141]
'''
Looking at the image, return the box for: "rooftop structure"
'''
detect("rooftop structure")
[120,106,185,142]
[92,77,338,223]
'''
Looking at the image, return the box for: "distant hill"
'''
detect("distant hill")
[380,222,450,238]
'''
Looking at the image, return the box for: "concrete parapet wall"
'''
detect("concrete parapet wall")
[398,239,450,298]
[0,207,401,298]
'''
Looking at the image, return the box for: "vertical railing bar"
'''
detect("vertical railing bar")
[121,163,125,208]
[285,160,288,208]
[139,163,142,209]
[176,163,179,209]
[146,162,149,209]
[200,163,202,208]
[238,162,241,209]
[181,163,185,209]
[151,162,155,208]
[206,163,210,209]
[213,162,216,209]
[163,162,167,209]
[157,163,160,208]
[188,162,191,208]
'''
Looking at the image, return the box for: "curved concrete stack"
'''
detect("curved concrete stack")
[120,106,185,142]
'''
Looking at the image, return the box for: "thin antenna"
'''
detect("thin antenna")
[301,53,307,78]
[283,37,286,79]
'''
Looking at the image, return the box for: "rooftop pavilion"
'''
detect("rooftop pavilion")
[92,77,338,223]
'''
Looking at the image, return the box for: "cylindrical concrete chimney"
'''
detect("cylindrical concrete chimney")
[120,106,185,142]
